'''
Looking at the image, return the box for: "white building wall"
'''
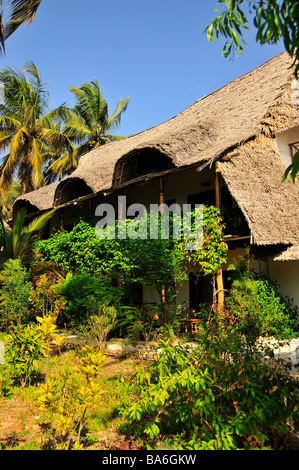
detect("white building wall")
[267,261,299,309]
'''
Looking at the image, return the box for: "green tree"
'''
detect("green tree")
[206,0,299,183]
[49,80,129,176]
[0,61,76,195]
[206,1,299,75]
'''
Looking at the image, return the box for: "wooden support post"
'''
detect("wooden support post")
[59,209,64,231]
[159,176,167,322]
[118,190,126,220]
[215,163,221,208]
[214,163,224,309]
[159,176,165,209]
[117,190,127,292]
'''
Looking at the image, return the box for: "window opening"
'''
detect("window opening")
[113,149,175,186]
[289,141,299,161]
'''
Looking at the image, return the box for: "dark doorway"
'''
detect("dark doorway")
[189,273,213,310]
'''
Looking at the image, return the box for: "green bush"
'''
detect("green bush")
[5,322,46,386]
[0,258,32,329]
[225,258,298,340]
[59,272,117,326]
[35,221,111,275]
[36,209,227,308]
[75,303,118,349]
[0,364,14,398]
[120,326,299,450]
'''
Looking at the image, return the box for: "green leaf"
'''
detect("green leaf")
[282,151,299,183]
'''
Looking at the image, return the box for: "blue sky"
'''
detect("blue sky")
[2,0,285,137]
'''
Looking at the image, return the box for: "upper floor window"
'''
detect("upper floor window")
[54,178,92,206]
[113,148,175,187]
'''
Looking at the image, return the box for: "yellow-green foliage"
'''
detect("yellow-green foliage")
[29,274,66,320]
[36,346,105,450]
[5,322,47,386]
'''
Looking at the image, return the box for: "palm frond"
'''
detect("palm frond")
[0,127,27,189]
[42,127,77,154]
[22,208,56,236]
[0,206,56,266]
[30,137,44,188]
[0,115,21,130]
[110,134,126,141]
[0,133,14,154]
[63,108,91,143]
[69,85,97,130]
[67,80,128,148]
[0,180,21,219]
[47,151,78,178]
[40,103,70,128]
[5,0,42,39]
[106,97,129,131]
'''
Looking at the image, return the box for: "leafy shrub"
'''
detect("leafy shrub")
[116,306,152,342]
[36,346,105,450]
[120,327,299,450]
[4,315,64,387]
[0,364,14,398]
[36,221,110,275]
[0,258,32,329]
[76,303,118,349]
[59,272,117,326]
[29,274,66,321]
[226,258,298,340]
[5,322,46,386]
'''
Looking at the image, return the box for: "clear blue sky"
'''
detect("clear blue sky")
[2,0,285,137]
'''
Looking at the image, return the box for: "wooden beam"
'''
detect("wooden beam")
[214,163,224,308]
[159,176,167,321]
[118,189,127,219]
[159,176,166,210]
[215,163,221,208]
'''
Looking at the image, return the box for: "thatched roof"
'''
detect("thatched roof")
[218,134,299,246]
[55,51,297,195]
[13,52,299,254]
[13,182,59,216]
[273,244,299,262]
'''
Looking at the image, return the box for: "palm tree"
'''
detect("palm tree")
[0,0,42,54]
[0,206,55,267]
[0,180,20,219]
[49,80,129,176]
[0,61,76,195]
[43,119,78,183]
